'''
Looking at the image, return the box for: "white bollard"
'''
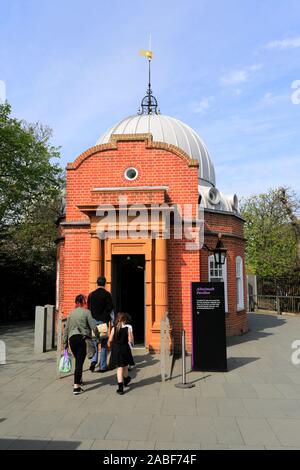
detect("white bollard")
[34,306,47,353]
[45,305,55,350]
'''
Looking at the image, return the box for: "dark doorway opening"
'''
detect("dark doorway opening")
[112,254,145,345]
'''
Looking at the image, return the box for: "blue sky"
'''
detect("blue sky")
[0,0,300,198]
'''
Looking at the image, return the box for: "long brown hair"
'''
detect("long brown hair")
[114,312,129,339]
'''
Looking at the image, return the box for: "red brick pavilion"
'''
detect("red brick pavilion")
[56,82,248,353]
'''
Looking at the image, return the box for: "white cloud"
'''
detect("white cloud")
[192,97,213,114]
[220,64,262,86]
[220,70,248,86]
[263,92,275,104]
[266,37,300,50]
[248,64,262,72]
[262,92,288,106]
[233,88,242,96]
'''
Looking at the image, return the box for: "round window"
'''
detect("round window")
[124,167,138,181]
[208,187,221,205]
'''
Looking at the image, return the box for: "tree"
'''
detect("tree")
[0,102,64,322]
[278,187,300,271]
[240,187,298,278]
[0,102,63,226]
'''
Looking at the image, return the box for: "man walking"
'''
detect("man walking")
[88,276,114,372]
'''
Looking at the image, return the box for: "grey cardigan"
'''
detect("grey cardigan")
[63,307,100,347]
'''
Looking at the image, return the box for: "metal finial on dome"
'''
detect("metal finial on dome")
[138,41,159,115]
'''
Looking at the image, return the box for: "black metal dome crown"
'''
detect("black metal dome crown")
[138,58,160,115]
[139,90,159,115]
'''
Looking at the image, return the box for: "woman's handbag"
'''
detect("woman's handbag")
[97,323,108,339]
[59,349,72,373]
[92,323,108,339]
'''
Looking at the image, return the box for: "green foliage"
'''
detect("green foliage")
[2,198,61,269]
[0,102,64,322]
[240,188,298,278]
[0,102,63,226]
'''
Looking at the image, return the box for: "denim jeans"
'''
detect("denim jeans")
[91,320,108,370]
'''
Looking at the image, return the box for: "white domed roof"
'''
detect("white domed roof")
[96,114,216,186]
[199,186,240,214]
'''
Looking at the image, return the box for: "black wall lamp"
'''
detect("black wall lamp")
[203,233,227,267]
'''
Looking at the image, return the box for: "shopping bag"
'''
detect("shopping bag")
[85,338,96,359]
[59,349,72,373]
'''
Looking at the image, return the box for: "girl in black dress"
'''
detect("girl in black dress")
[108,312,135,395]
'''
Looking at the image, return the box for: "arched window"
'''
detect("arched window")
[208,255,228,312]
[236,256,244,310]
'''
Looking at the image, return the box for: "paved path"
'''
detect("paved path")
[1,313,300,450]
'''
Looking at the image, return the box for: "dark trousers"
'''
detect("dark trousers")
[69,335,86,385]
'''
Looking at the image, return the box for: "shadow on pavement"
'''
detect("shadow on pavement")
[77,353,160,393]
[0,438,83,450]
[4,357,56,366]
[227,356,259,371]
[227,313,286,347]
[0,321,34,332]
[126,374,161,391]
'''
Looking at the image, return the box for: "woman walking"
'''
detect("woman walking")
[63,294,100,395]
[108,312,135,395]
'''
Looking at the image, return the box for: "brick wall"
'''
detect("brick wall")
[168,237,201,352]
[65,139,199,221]
[62,228,90,316]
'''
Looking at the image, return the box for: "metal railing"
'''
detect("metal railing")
[249,295,300,314]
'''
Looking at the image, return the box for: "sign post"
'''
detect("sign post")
[191,282,227,372]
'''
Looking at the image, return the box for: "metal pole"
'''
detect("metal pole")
[182,330,186,384]
[276,295,281,315]
[175,330,195,389]
[56,313,62,379]
[160,317,166,382]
